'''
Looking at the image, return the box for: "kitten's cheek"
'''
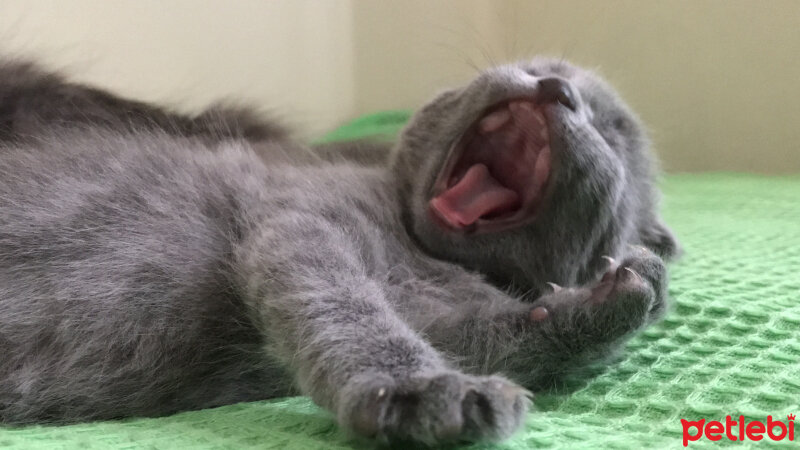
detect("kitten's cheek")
[529,306,549,322]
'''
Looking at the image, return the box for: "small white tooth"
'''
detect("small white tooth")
[478,108,511,133]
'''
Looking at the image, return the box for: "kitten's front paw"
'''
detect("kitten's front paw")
[589,246,668,322]
[531,246,668,344]
[339,370,530,446]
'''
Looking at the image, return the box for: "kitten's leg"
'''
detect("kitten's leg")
[235,216,529,445]
[427,246,667,388]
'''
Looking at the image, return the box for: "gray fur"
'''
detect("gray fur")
[0,57,677,445]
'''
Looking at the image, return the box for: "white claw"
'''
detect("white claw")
[377,388,386,398]
[547,282,562,293]
[623,267,643,282]
[601,255,616,265]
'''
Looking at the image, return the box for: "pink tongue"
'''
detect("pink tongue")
[430,164,520,228]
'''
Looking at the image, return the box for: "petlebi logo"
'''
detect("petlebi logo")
[681,414,796,446]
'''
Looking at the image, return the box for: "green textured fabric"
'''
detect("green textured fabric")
[312,110,412,144]
[1,112,799,449]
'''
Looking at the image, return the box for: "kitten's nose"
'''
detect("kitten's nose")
[536,78,577,111]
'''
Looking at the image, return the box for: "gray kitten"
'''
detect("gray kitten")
[0,57,678,445]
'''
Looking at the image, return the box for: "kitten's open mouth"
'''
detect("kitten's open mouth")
[429,99,552,234]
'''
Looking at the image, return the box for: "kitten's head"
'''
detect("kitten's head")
[391,58,678,294]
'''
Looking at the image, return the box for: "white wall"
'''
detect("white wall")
[0,0,355,135]
[2,1,799,172]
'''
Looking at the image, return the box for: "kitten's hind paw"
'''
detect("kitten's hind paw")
[339,370,530,446]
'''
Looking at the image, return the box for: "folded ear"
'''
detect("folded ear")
[639,219,682,260]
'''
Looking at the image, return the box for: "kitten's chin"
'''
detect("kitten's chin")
[428,99,554,235]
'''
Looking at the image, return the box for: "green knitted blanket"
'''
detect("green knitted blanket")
[2,112,798,449]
